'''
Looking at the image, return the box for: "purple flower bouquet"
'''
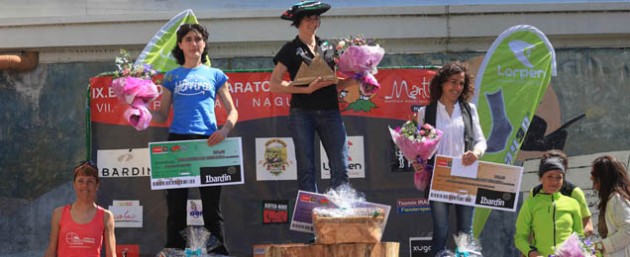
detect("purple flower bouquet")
[110,49,159,131]
[335,36,385,96]
[552,233,597,257]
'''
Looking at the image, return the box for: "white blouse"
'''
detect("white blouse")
[416,101,487,158]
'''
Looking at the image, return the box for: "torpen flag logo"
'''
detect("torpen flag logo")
[471,25,557,238]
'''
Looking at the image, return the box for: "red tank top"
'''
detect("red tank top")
[57,204,105,257]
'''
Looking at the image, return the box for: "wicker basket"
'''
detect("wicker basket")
[312,208,385,244]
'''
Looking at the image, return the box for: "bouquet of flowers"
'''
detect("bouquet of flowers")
[111,49,159,131]
[389,118,442,191]
[551,233,597,257]
[335,35,385,96]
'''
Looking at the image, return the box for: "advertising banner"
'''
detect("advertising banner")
[90,67,436,255]
[471,24,557,236]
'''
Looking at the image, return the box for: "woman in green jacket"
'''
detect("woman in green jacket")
[515,157,584,257]
[529,150,593,236]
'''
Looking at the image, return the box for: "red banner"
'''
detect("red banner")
[89,68,435,126]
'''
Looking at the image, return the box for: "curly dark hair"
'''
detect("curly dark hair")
[591,155,630,238]
[171,23,210,65]
[429,61,474,104]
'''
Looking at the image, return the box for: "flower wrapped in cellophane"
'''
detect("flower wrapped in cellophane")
[111,49,159,131]
[389,118,442,191]
[335,36,385,96]
[435,233,483,257]
[551,233,597,257]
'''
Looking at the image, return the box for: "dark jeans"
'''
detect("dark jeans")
[165,133,228,255]
[289,109,349,192]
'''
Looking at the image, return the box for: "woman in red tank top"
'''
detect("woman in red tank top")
[44,161,117,257]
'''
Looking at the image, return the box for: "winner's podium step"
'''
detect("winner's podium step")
[254,242,399,257]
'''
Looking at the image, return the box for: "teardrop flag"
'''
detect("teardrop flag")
[471,24,557,238]
[134,9,210,73]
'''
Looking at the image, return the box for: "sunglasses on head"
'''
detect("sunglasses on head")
[77,160,97,170]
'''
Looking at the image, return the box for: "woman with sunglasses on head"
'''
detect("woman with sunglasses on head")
[44,161,116,257]
[590,155,630,257]
[153,23,237,255]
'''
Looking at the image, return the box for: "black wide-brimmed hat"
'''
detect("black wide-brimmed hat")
[281,1,331,21]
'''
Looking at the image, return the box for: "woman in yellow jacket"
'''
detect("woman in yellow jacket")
[515,157,584,257]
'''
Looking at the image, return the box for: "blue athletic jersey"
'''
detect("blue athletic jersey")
[162,65,228,135]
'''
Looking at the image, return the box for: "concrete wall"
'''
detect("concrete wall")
[2,47,630,256]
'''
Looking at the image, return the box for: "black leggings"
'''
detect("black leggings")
[164,133,228,255]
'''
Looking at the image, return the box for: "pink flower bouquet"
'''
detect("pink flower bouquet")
[335,36,385,96]
[110,49,159,131]
[389,119,442,191]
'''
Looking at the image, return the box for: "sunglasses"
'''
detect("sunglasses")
[77,160,98,170]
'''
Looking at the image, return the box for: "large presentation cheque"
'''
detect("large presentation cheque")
[149,137,244,190]
[428,155,523,212]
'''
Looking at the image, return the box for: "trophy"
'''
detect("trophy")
[291,55,338,86]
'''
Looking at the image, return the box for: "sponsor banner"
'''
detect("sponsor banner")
[255,137,297,181]
[473,24,556,165]
[89,68,434,126]
[428,155,523,212]
[116,244,140,257]
[410,237,433,257]
[321,136,365,179]
[289,190,391,234]
[97,148,151,177]
[262,200,289,224]
[109,200,143,228]
[149,138,244,190]
[187,200,204,226]
[217,72,288,122]
[340,68,434,117]
[397,198,430,214]
[472,24,556,237]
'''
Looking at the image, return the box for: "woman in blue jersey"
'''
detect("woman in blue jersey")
[154,23,238,255]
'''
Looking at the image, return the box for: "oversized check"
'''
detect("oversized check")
[428,155,523,212]
[149,137,244,190]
